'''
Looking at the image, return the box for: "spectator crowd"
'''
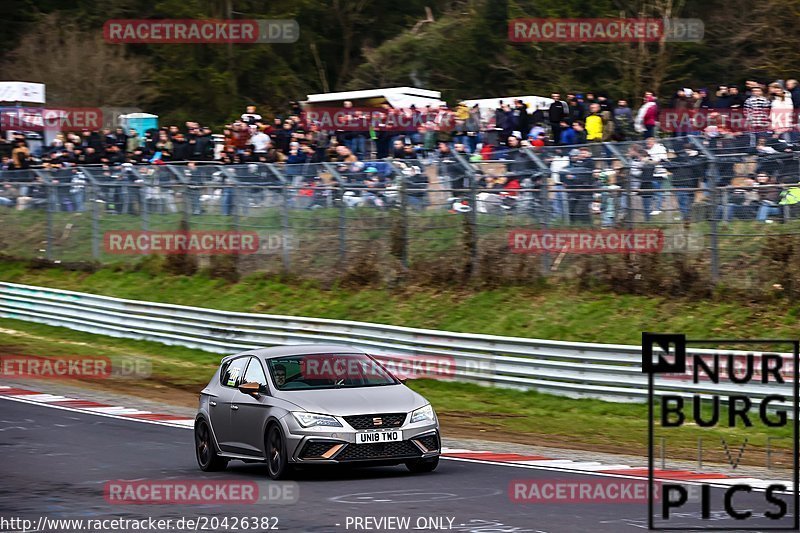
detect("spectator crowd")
[2,78,799,171]
[1,78,800,225]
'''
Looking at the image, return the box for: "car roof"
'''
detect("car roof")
[222,344,368,362]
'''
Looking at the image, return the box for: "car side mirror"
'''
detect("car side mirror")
[238,382,261,397]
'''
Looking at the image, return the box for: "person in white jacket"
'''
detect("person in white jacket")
[769,84,794,141]
[645,137,669,215]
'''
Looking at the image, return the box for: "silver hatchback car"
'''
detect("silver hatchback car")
[195,345,440,479]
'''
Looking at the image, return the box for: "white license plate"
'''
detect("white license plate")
[355,430,401,444]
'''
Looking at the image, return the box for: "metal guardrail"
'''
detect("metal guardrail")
[0,281,792,405]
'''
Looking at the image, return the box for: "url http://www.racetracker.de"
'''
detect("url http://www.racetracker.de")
[0,515,281,532]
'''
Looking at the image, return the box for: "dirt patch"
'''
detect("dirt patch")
[58,378,202,409]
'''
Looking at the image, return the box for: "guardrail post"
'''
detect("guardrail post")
[46,182,54,260]
[280,182,291,272]
[34,170,55,261]
[387,158,414,269]
[539,175,551,274]
[322,162,348,264]
[182,180,191,228]
[603,142,632,228]
[91,181,100,260]
[523,149,553,274]
[689,136,720,283]
[140,182,149,231]
[338,182,347,263]
[232,183,240,231]
[393,162,409,269]
[452,150,479,279]
[264,163,292,271]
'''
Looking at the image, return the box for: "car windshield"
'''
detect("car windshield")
[267,353,398,391]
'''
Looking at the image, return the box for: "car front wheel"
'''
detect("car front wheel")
[195,419,228,472]
[405,456,439,473]
[265,424,291,480]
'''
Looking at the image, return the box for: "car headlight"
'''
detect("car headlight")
[410,404,435,424]
[292,412,343,428]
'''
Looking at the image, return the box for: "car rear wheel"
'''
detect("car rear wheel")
[265,424,291,480]
[405,456,439,473]
[195,419,228,472]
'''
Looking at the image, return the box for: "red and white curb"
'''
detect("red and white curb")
[440,449,792,490]
[0,385,194,427]
[0,384,791,490]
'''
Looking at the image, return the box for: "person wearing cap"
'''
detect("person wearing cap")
[635,94,659,139]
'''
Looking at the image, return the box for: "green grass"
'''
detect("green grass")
[0,258,798,344]
[0,317,220,389]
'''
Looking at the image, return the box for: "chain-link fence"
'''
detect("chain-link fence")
[2,136,800,291]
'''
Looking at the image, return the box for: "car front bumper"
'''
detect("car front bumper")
[282,415,440,464]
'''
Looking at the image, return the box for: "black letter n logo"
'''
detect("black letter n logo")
[642,332,686,374]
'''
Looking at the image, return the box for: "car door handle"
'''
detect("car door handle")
[230,405,239,410]
[209,401,217,407]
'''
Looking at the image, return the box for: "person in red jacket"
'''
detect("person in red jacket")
[503,176,521,197]
[635,94,659,139]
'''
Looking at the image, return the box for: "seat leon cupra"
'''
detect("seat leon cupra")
[194,345,440,479]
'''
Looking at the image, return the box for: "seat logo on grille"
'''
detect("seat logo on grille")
[372,417,383,426]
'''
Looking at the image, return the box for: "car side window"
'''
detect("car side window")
[242,357,268,388]
[220,357,249,388]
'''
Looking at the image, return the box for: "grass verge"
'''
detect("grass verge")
[1,258,800,344]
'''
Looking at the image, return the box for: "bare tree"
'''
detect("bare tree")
[0,13,158,107]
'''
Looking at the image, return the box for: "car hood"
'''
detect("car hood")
[274,384,428,416]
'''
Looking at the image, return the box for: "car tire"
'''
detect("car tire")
[405,456,439,473]
[265,424,292,480]
[195,419,228,472]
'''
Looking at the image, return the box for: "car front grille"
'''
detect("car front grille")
[335,441,422,461]
[343,413,406,430]
[413,433,440,452]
